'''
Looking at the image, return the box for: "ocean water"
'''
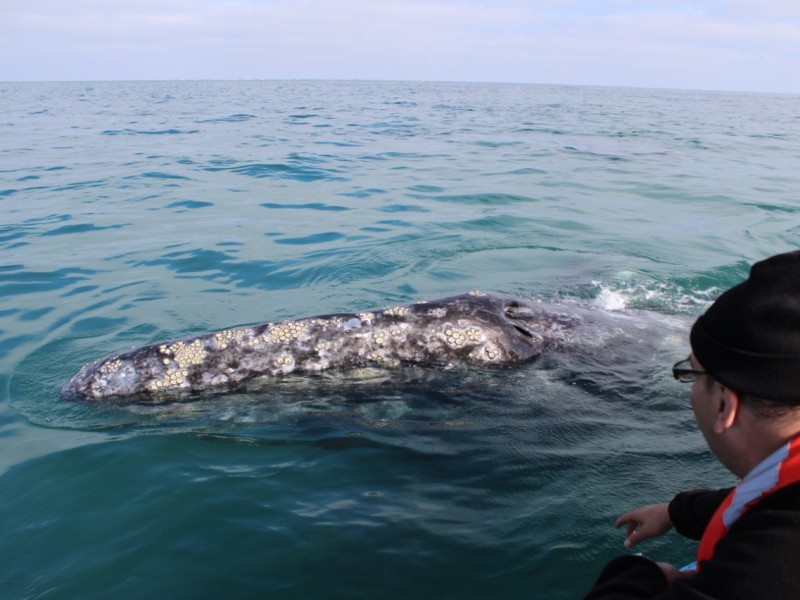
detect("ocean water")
[1,80,799,599]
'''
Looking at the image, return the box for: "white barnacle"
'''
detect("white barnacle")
[358,312,374,322]
[444,326,469,348]
[215,328,252,348]
[467,328,482,341]
[269,320,306,344]
[468,290,487,297]
[100,359,123,375]
[171,339,207,370]
[384,306,409,317]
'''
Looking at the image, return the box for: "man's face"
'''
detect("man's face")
[689,355,739,475]
[689,355,716,447]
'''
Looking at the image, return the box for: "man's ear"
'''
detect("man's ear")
[713,386,741,434]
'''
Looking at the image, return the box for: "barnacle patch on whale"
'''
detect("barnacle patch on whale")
[214,327,253,349]
[100,358,123,375]
[149,339,207,391]
[443,326,482,348]
[263,321,307,344]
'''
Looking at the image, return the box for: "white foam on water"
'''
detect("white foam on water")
[591,287,628,311]
[587,278,721,316]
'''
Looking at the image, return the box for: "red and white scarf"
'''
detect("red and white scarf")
[696,435,800,568]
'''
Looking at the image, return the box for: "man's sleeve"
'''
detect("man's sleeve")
[668,488,733,540]
[583,555,669,599]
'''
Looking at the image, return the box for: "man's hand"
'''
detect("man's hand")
[615,502,673,548]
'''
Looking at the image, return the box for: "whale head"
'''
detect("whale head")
[59,354,144,402]
[427,293,584,364]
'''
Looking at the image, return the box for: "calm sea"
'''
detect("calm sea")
[1,80,799,599]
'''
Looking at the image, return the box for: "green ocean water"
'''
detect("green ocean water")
[1,80,799,598]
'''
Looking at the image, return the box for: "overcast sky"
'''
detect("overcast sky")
[2,0,798,93]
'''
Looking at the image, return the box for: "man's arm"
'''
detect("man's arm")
[612,488,732,549]
[584,485,800,598]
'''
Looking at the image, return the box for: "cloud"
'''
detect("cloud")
[1,0,798,92]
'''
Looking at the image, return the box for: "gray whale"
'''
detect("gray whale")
[60,291,606,403]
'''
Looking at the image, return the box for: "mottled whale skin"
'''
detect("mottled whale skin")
[60,291,584,403]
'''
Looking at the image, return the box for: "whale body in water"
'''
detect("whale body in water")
[60,291,647,403]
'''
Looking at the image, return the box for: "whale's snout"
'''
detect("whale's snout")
[59,378,82,401]
[60,358,140,401]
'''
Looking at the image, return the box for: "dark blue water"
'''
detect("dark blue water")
[2,80,799,598]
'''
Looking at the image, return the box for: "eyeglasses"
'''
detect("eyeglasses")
[672,356,707,383]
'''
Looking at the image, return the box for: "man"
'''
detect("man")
[585,250,800,598]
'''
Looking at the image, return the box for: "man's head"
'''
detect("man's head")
[690,250,800,406]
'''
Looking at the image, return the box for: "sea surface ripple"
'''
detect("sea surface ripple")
[1,80,799,598]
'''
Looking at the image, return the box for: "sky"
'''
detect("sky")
[2,0,799,93]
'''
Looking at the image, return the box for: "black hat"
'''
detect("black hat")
[690,250,800,401]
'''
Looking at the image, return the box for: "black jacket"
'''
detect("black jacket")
[584,481,800,598]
